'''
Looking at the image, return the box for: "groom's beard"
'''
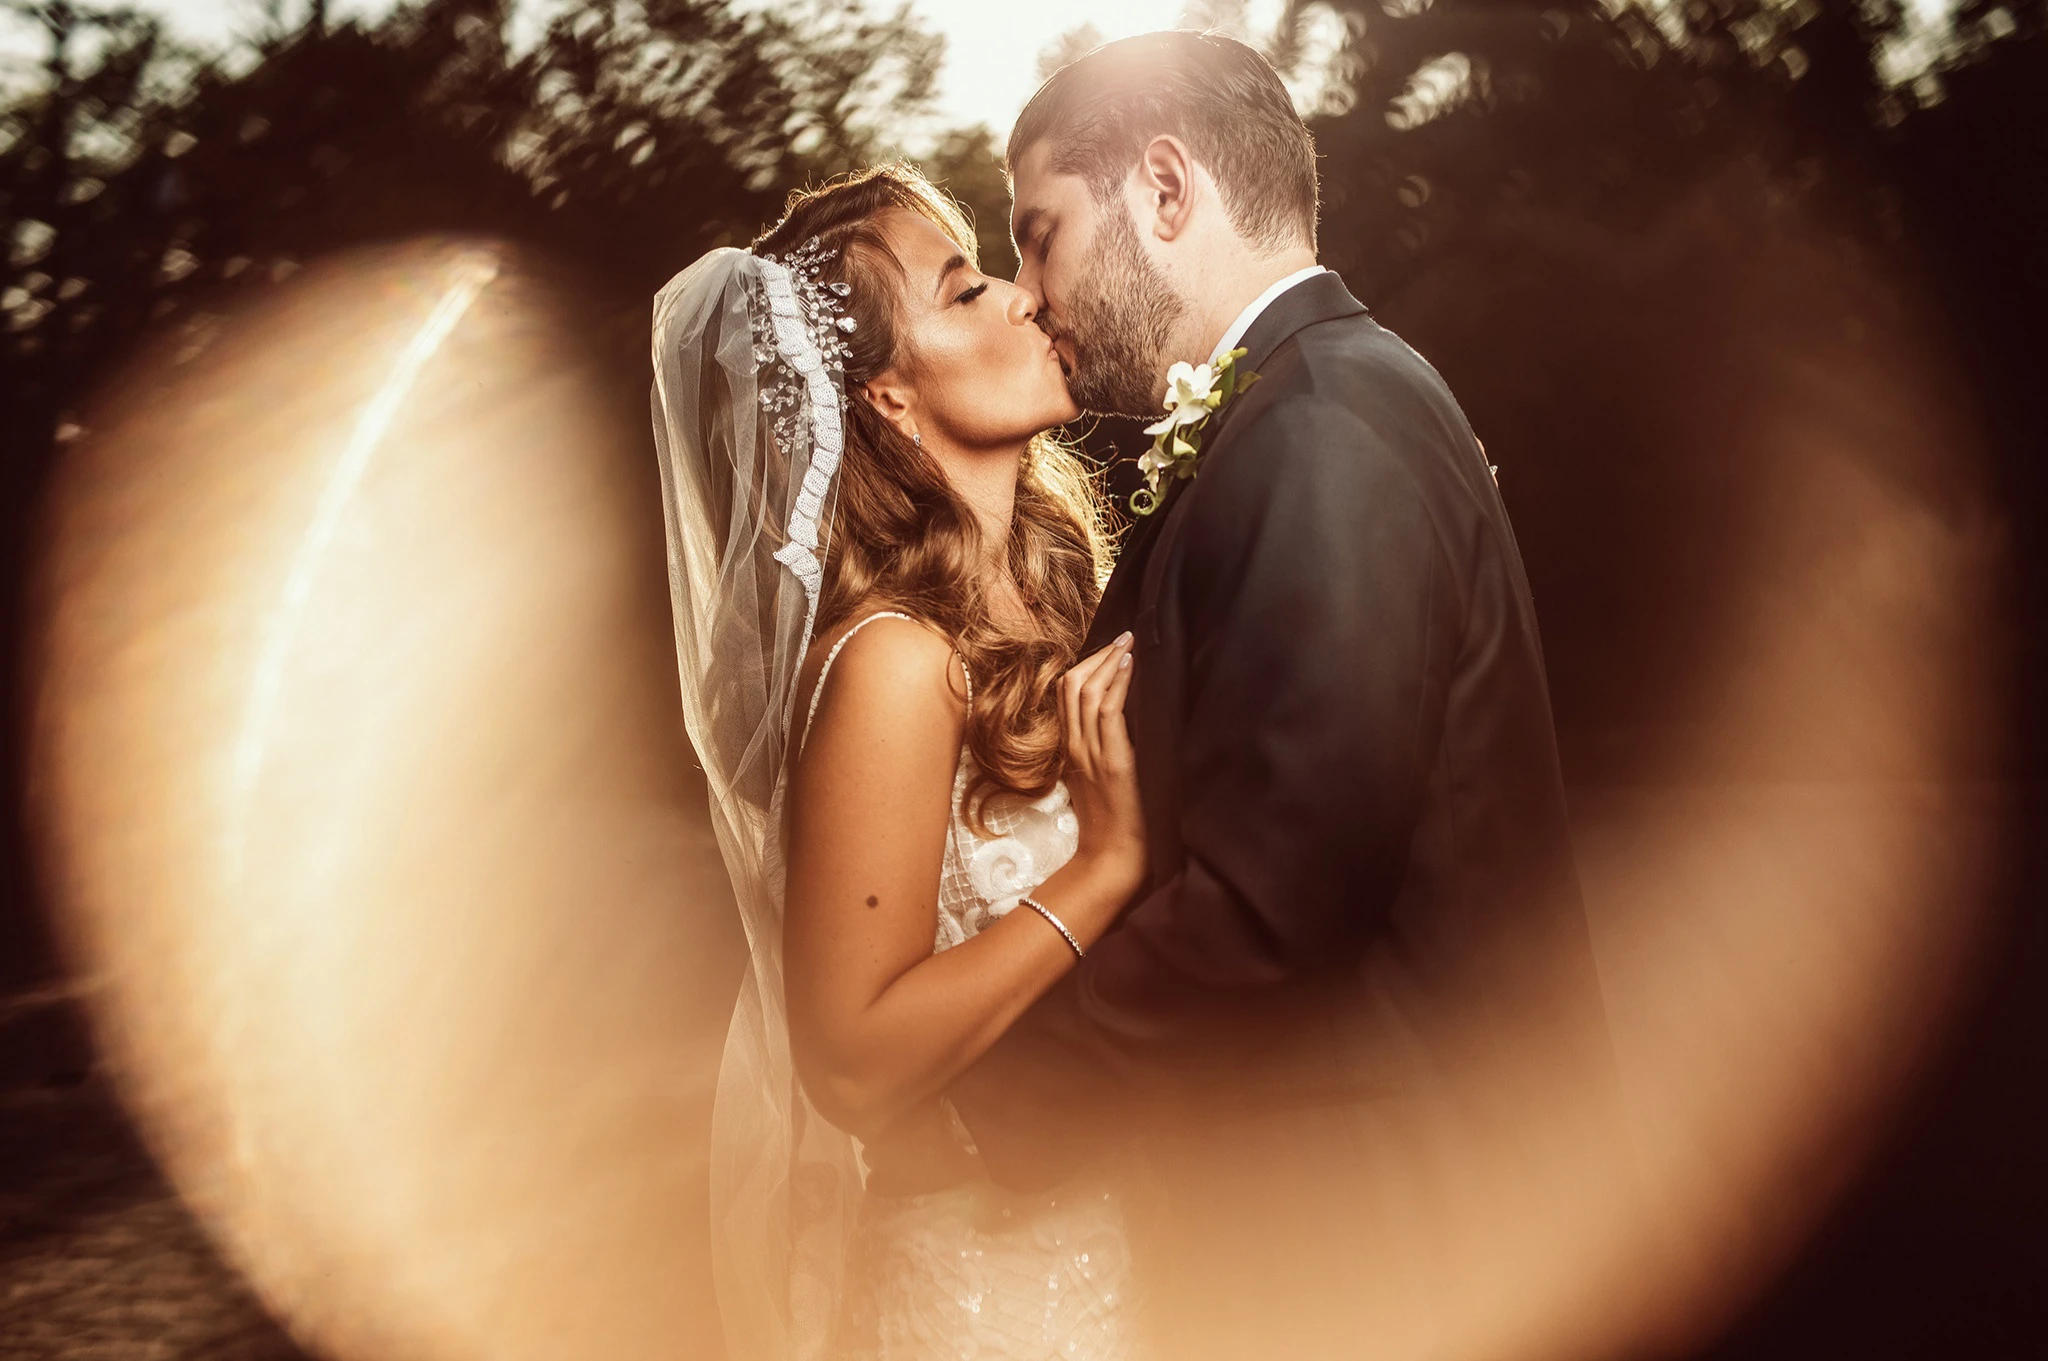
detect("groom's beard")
[1053,206,1188,418]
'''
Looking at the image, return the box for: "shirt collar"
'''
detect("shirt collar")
[1208,265,1330,364]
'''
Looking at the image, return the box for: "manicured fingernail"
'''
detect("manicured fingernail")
[1114,631,1133,648]
[1119,653,1132,670]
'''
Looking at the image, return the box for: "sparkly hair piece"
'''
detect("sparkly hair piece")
[749,235,859,629]
[751,235,857,454]
[764,234,858,359]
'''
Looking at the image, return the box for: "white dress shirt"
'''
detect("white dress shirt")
[1208,265,1330,364]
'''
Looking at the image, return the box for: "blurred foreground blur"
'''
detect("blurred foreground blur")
[12,212,2010,1358]
[23,241,739,1360]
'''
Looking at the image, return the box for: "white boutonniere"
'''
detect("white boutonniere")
[1131,348,1259,516]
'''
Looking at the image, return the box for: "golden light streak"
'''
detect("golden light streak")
[223,249,501,882]
[28,241,736,1361]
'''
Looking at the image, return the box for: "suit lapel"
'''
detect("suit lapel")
[1224,271,1370,406]
[1083,272,1371,654]
[1130,274,1371,617]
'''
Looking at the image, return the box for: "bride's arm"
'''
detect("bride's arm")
[782,617,1141,1141]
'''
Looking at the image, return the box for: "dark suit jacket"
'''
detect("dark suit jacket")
[951,272,1606,1189]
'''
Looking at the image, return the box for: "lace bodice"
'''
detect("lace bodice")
[804,612,1081,953]
[935,754,1080,951]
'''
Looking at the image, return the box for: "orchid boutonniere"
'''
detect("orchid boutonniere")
[1131,348,1259,516]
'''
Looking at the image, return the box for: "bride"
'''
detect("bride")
[651,164,1148,1360]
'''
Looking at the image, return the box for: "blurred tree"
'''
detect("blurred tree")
[1036,22,1105,83]
[1183,0,1354,113]
[508,0,941,285]
[923,122,1016,277]
[0,0,946,470]
[1293,0,2039,322]
[2,1,189,449]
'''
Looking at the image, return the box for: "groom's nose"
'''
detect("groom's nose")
[1012,254,1045,309]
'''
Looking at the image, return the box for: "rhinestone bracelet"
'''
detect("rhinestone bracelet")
[1019,894,1084,960]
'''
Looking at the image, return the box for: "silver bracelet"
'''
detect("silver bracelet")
[1018,894,1084,959]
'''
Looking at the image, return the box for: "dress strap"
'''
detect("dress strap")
[799,612,973,754]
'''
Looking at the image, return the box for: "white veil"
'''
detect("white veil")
[650,243,862,1361]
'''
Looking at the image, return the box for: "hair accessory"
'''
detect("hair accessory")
[754,237,854,356]
[750,235,860,465]
[1018,894,1084,959]
[742,234,859,629]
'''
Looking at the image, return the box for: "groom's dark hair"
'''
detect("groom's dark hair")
[1010,30,1318,254]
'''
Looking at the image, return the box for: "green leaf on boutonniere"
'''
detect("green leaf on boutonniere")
[1130,348,1257,517]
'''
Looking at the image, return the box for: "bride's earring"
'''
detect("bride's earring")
[912,432,922,448]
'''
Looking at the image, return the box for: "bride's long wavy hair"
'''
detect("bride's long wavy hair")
[755,164,1110,814]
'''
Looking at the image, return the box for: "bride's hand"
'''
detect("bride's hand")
[1059,632,1145,902]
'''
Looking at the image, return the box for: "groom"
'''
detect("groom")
[949,29,1612,1345]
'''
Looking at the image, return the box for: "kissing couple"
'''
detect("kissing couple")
[652,29,1605,1361]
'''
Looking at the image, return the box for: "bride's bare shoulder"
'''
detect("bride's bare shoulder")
[797,605,967,758]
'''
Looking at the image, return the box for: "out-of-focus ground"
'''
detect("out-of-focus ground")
[2,781,2037,1361]
[0,1072,306,1361]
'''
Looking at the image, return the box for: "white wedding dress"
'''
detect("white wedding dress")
[802,612,1142,1361]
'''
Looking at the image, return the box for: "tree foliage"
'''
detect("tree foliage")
[0,0,944,462]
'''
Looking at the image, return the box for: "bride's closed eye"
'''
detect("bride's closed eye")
[955,281,989,305]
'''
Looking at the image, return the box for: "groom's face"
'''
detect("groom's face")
[1010,141,1187,419]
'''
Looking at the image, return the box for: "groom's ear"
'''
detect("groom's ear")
[1135,135,1198,242]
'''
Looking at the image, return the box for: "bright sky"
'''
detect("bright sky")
[907,0,1191,133]
[4,0,1960,135]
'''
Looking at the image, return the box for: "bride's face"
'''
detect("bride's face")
[869,209,1079,447]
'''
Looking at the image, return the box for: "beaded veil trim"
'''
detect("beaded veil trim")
[753,235,859,631]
